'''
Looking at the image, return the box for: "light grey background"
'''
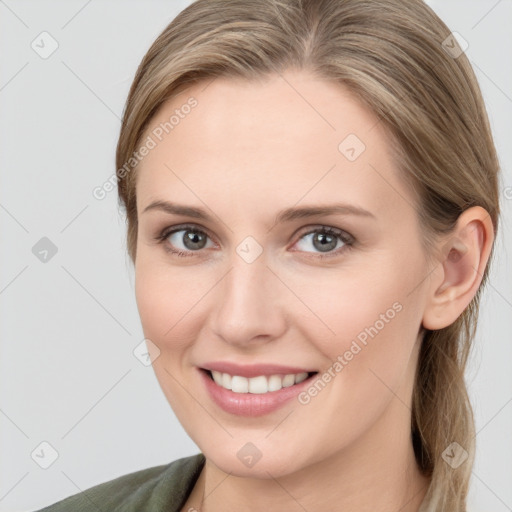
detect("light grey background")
[1,1,511,511]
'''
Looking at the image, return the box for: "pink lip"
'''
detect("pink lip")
[198,368,317,417]
[201,361,316,378]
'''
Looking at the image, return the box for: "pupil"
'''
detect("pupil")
[314,233,336,252]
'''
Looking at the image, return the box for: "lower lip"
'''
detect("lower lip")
[199,369,317,417]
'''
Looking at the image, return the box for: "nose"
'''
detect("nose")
[209,252,288,348]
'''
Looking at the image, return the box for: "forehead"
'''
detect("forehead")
[135,70,410,220]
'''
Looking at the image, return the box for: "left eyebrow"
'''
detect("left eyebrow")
[273,203,376,224]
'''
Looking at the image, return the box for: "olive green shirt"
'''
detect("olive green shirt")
[34,453,206,512]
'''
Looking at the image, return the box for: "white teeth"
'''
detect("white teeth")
[282,374,296,387]
[295,372,309,384]
[210,371,310,394]
[246,375,266,394]
[212,370,224,387]
[221,372,232,390]
[231,375,249,393]
[268,374,283,392]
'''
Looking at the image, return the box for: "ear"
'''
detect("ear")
[422,206,494,330]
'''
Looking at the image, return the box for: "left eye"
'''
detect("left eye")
[294,228,349,254]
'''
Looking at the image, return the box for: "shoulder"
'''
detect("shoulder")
[33,452,206,512]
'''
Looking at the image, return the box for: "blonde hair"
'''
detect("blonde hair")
[115,1,500,509]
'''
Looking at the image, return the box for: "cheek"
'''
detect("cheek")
[134,258,212,353]
[284,253,426,385]
[287,266,425,447]
[134,259,212,416]
[283,256,420,340]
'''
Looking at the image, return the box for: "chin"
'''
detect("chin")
[199,437,315,480]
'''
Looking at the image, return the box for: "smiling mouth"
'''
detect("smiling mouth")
[202,368,318,394]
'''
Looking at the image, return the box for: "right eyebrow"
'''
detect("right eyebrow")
[142,200,215,222]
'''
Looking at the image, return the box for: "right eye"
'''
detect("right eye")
[156,224,215,257]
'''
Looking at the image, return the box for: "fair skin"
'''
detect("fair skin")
[133,70,493,512]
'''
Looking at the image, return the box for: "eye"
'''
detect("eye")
[156,224,215,257]
[292,226,353,257]
[155,224,354,259]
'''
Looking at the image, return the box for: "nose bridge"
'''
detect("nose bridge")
[210,248,286,345]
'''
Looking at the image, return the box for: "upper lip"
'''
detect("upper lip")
[200,362,317,378]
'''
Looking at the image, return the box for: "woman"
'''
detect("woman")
[36,0,500,510]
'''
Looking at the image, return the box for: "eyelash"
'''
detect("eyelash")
[154,223,354,260]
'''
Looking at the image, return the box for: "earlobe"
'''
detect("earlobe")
[422,207,494,330]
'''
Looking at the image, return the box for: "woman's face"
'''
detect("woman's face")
[134,70,433,477]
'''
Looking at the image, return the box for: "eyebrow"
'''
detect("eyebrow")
[142,200,375,223]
